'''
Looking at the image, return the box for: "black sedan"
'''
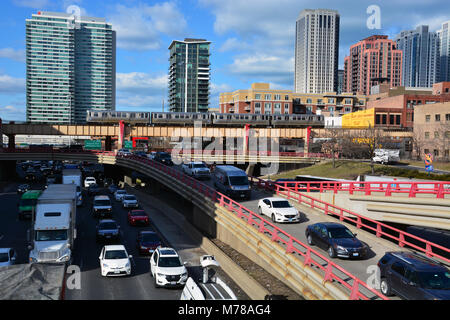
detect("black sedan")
[88,183,102,196]
[96,219,120,243]
[305,222,368,259]
[154,152,174,166]
[136,231,162,255]
[17,184,30,194]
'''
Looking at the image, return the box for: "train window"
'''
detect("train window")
[175,115,179,119]
[158,114,162,119]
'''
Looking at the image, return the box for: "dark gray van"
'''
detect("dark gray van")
[213,166,251,200]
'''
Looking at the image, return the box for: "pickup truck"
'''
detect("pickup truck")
[181,162,211,180]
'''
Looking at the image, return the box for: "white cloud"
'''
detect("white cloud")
[0,48,26,63]
[0,74,26,93]
[13,0,49,8]
[108,2,187,51]
[0,105,26,121]
[117,72,168,93]
[218,38,250,52]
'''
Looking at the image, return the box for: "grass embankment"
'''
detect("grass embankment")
[403,161,450,172]
[268,160,450,181]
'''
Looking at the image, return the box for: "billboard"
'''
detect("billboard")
[342,108,375,129]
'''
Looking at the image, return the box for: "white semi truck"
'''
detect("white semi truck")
[28,184,77,264]
[63,169,83,206]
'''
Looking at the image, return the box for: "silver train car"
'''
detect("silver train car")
[271,114,324,127]
[86,110,150,124]
[211,113,271,127]
[86,110,325,128]
[151,112,212,125]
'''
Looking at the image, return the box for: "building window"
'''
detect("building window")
[434,149,439,157]
[284,103,289,114]
[274,103,281,114]
[306,98,312,104]
[328,98,335,104]
[254,102,261,114]
[425,132,430,139]
[264,94,272,100]
[424,149,430,154]
[264,103,272,114]
[306,106,312,114]
[445,150,449,158]
[382,114,387,124]
[425,115,430,122]
[285,95,289,101]
[434,132,440,138]
[345,98,352,105]
[446,131,450,139]
[435,114,441,122]
[446,114,450,121]
[274,94,281,101]
[255,94,261,100]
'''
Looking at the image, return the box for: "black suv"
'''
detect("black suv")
[378,251,450,300]
[96,219,120,242]
[154,152,174,166]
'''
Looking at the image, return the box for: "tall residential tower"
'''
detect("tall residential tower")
[343,35,403,96]
[440,20,450,82]
[26,11,115,124]
[294,9,340,94]
[395,25,440,88]
[168,38,211,113]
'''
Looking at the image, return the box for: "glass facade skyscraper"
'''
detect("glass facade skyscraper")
[395,25,440,88]
[440,21,450,82]
[26,11,115,124]
[168,38,211,113]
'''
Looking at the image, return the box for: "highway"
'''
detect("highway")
[171,163,404,299]
[0,170,248,300]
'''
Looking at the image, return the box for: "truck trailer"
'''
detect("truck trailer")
[28,184,77,264]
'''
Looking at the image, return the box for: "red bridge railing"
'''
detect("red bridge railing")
[249,177,450,264]
[272,180,450,199]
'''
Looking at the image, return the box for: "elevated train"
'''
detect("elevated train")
[86,110,325,128]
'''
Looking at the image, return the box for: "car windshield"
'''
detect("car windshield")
[193,163,207,168]
[159,153,171,159]
[117,190,126,194]
[105,250,128,260]
[99,222,117,230]
[229,176,249,186]
[272,200,291,208]
[94,200,111,206]
[158,256,182,268]
[418,271,450,290]
[328,228,355,239]
[124,196,136,201]
[90,184,99,188]
[86,178,95,181]
[0,253,9,263]
[131,211,146,217]
[35,230,68,241]
[20,199,37,207]
[142,233,160,243]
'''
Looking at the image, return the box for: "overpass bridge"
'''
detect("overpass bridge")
[1,150,447,300]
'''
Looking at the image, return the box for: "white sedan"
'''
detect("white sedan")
[99,245,132,277]
[114,189,127,201]
[84,177,97,188]
[257,197,302,223]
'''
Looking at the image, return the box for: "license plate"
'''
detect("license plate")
[289,218,293,222]
[353,253,359,257]
[170,281,177,285]
[240,194,245,198]
[114,270,120,274]
[106,236,111,238]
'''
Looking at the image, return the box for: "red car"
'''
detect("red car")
[127,210,150,226]
[136,231,162,255]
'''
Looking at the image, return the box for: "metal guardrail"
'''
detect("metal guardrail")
[0,149,388,300]
[273,181,450,199]
[250,177,450,264]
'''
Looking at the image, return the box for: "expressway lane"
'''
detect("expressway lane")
[65,187,182,300]
[171,163,401,299]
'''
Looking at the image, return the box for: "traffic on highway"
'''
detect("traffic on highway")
[1,151,449,301]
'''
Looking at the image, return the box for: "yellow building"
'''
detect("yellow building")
[342,108,375,129]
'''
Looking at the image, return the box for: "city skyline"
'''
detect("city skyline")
[1,0,450,120]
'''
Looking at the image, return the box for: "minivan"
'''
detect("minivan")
[213,166,251,200]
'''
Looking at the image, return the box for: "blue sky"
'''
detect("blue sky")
[0,0,449,120]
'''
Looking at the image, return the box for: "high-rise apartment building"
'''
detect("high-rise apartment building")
[440,21,450,82]
[395,25,440,88]
[343,35,403,96]
[26,11,115,124]
[168,38,211,113]
[294,9,340,94]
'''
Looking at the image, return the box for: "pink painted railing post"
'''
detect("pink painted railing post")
[258,221,265,233]
[385,183,392,197]
[286,238,295,254]
[323,264,334,283]
[437,183,444,199]
[409,183,417,198]
[399,233,405,247]
[303,248,312,267]
[271,229,278,242]
[349,182,354,195]
[356,217,362,229]
[376,224,382,238]
[349,280,360,300]
[365,183,371,196]
[426,243,433,257]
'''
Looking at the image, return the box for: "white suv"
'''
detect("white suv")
[150,247,188,288]
[99,245,132,277]
[84,177,96,188]
[122,194,138,208]
[93,195,112,218]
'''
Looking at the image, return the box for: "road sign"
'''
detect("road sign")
[124,141,133,149]
[84,140,101,150]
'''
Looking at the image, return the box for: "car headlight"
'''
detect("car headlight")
[125,262,130,268]
[181,272,188,279]
[30,257,38,263]
[103,263,109,268]
[157,273,165,278]
[336,245,347,252]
